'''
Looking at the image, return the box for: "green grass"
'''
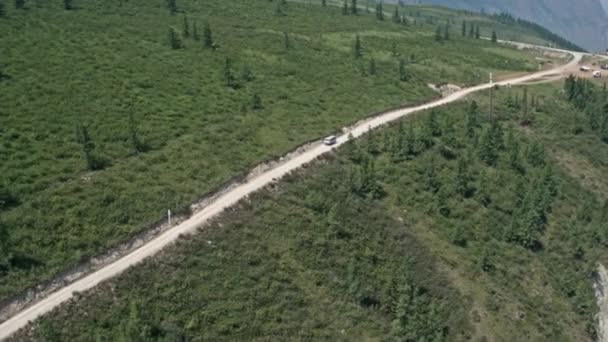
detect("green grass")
[0,0,558,302]
[11,81,608,341]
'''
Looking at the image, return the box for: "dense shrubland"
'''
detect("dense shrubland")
[0,0,543,301]
[13,80,608,340]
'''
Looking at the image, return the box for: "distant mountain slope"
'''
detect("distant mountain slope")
[413,0,608,52]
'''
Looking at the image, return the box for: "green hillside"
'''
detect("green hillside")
[0,0,552,302]
[11,80,608,341]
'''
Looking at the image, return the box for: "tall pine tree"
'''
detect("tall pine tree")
[166,0,177,15]
[168,27,183,49]
[354,34,362,58]
[203,23,213,48]
[375,2,384,20]
[183,15,189,38]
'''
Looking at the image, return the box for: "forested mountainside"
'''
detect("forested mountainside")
[410,0,607,52]
[3,0,608,341]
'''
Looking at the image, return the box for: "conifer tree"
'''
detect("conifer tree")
[434,25,443,42]
[461,21,466,36]
[527,140,546,167]
[405,121,416,156]
[351,0,357,14]
[369,58,376,76]
[443,24,450,40]
[241,65,254,82]
[564,74,576,101]
[589,108,600,131]
[183,15,189,38]
[390,258,417,338]
[168,27,183,49]
[465,101,480,138]
[252,93,263,110]
[63,0,73,10]
[353,34,362,59]
[0,0,5,17]
[425,157,440,193]
[203,23,213,48]
[601,106,608,143]
[477,170,492,207]
[166,0,177,15]
[398,59,409,81]
[284,32,290,49]
[491,30,497,43]
[469,23,475,37]
[391,40,398,56]
[274,1,285,16]
[342,0,348,15]
[522,86,530,125]
[478,126,498,166]
[15,0,25,9]
[366,128,380,155]
[418,121,433,150]
[223,57,238,89]
[322,0,326,7]
[128,112,144,154]
[455,157,472,197]
[426,110,441,137]
[475,25,480,39]
[0,220,9,266]
[479,243,495,272]
[192,22,199,41]
[76,122,103,170]
[392,7,400,23]
[506,128,523,172]
[375,2,384,20]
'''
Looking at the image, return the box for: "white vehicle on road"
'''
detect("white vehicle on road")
[593,71,602,78]
[323,135,337,146]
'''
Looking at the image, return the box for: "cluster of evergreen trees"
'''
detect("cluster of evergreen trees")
[167,13,213,50]
[0,0,74,12]
[221,57,259,111]
[460,20,481,40]
[352,35,411,81]
[434,20,496,43]
[343,98,561,251]
[564,75,608,143]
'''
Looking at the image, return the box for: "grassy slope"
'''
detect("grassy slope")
[11,82,608,341]
[0,0,544,301]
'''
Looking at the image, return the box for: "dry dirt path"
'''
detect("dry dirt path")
[0,47,584,341]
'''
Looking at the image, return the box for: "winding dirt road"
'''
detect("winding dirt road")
[0,48,585,340]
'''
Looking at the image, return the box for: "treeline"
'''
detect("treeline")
[0,0,75,12]
[564,75,608,143]
[491,12,585,52]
